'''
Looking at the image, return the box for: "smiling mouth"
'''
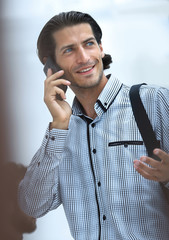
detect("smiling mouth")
[77,65,95,74]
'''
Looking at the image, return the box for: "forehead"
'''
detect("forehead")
[53,23,95,49]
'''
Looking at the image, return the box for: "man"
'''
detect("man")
[18,11,169,240]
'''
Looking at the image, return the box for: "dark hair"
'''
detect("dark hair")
[37,11,112,70]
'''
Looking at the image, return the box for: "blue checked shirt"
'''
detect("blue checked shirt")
[18,76,169,240]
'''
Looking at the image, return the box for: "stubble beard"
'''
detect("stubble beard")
[65,64,104,90]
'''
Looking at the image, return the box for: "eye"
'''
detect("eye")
[64,48,73,54]
[86,41,94,47]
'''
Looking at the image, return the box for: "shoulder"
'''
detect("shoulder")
[132,84,169,119]
[140,83,169,94]
[139,84,169,104]
[119,83,169,107]
[122,83,169,110]
[124,83,169,101]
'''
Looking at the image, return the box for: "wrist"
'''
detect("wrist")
[49,120,69,130]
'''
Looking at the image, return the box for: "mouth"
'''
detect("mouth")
[76,65,95,75]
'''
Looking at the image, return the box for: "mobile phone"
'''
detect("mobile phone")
[43,57,67,100]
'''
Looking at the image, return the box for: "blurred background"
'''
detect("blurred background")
[0,0,169,239]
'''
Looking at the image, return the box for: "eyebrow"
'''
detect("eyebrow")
[60,37,96,52]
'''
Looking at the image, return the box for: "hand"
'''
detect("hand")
[44,68,72,129]
[134,149,169,183]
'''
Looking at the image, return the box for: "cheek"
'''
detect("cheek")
[96,51,104,63]
[59,62,72,75]
[63,68,74,80]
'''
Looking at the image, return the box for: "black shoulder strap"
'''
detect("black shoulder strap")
[129,83,161,161]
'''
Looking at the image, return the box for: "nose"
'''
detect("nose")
[76,47,89,64]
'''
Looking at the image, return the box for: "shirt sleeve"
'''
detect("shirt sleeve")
[18,125,68,218]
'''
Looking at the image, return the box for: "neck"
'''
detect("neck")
[72,74,108,119]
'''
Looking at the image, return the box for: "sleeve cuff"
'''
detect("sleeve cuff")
[42,124,69,156]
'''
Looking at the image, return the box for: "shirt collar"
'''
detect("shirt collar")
[72,75,123,117]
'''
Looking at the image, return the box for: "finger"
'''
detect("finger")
[51,79,71,87]
[134,159,159,177]
[54,87,66,100]
[140,156,161,168]
[135,169,157,181]
[153,149,169,164]
[134,160,159,181]
[53,70,65,79]
[44,86,66,102]
[44,78,70,95]
[47,69,64,81]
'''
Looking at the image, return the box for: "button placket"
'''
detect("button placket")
[90,122,106,228]
[89,122,100,187]
[91,124,102,191]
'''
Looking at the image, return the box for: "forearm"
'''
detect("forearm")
[18,126,68,218]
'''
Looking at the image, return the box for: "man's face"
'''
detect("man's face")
[53,23,105,91]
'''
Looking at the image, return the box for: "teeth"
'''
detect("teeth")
[79,67,92,73]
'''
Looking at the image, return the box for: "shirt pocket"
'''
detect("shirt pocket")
[108,140,146,161]
[108,141,144,148]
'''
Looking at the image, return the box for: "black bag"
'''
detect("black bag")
[129,83,169,204]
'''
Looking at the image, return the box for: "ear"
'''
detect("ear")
[99,43,105,58]
[43,56,47,64]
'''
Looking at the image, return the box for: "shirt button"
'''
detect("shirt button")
[45,135,48,139]
[93,149,96,154]
[98,181,101,187]
[104,102,107,106]
[38,162,40,166]
[51,136,55,141]
[91,123,95,128]
[103,215,106,221]
[124,143,128,148]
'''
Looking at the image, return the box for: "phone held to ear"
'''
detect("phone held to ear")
[43,57,67,100]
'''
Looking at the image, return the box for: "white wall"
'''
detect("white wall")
[2,0,169,239]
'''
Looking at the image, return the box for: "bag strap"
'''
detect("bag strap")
[129,83,161,161]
